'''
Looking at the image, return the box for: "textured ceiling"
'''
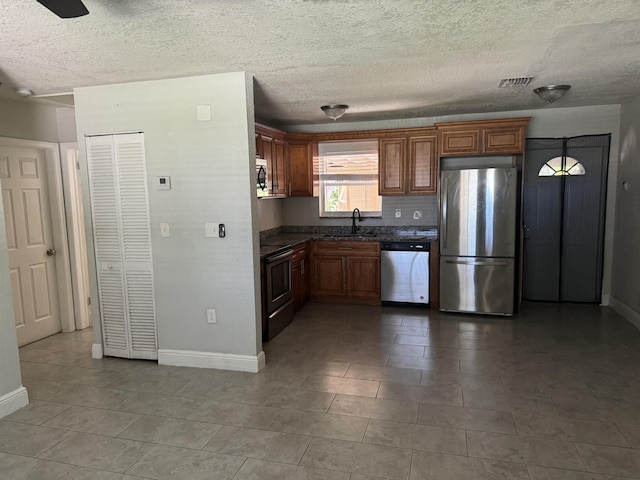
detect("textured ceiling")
[1,0,640,126]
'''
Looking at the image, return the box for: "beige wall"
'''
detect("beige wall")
[0,97,63,413]
[257,198,284,231]
[0,97,59,143]
[611,96,640,328]
[74,72,262,357]
[0,193,22,402]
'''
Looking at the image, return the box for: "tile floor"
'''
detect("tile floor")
[3,302,640,479]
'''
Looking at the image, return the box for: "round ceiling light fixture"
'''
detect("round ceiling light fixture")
[321,104,349,120]
[15,88,35,97]
[533,85,571,103]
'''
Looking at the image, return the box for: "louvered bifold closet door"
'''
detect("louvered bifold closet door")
[87,133,157,359]
[115,135,157,358]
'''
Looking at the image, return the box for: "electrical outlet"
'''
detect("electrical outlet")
[197,105,212,121]
[206,308,217,324]
[395,209,402,218]
[413,210,422,220]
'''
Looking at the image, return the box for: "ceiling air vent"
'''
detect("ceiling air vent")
[498,77,534,88]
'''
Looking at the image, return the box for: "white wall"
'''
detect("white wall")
[287,105,621,303]
[74,72,262,358]
[610,96,640,328]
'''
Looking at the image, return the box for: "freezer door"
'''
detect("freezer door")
[440,168,517,257]
[439,256,515,315]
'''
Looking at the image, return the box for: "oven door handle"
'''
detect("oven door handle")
[265,250,293,263]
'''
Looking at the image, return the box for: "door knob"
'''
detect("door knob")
[46,248,56,256]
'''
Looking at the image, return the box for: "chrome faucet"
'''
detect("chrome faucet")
[351,208,363,234]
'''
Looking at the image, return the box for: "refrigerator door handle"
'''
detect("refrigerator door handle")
[445,259,510,267]
[442,178,448,249]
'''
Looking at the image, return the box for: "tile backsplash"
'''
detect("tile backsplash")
[275,195,438,229]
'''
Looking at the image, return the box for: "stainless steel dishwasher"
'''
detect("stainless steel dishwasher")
[381,242,430,305]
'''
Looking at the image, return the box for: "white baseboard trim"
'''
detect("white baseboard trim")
[0,386,29,419]
[610,296,640,331]
[92,343,103,359]
[158,349,266,373]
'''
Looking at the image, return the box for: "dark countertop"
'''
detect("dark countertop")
[259,244,292,257]
[260,227,438,258]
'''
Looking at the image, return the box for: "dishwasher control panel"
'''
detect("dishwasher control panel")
[380,242,430,252]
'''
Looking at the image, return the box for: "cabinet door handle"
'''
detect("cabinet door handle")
[301,259,305,275]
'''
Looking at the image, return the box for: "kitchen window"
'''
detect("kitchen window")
[318,140,381,217]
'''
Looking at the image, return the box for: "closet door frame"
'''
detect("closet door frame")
[86,132,157,359]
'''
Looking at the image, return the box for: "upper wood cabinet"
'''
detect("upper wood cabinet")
[255,133,263,159]
[379,129,437,195]
[255,118,529,199]
[379,137,406,195]
[483,126,525,154]
[436,118,530,157]
[256,123,287,197]
[408,135,437,194]
[287,139,313,197]
[440,129,480,156]
[273,138,286,195]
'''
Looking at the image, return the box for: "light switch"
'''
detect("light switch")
[205,223,218,238]
[413,210,422,220]
[160,223,170,237]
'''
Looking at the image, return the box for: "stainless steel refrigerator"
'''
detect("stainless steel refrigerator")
[439,167,517,315]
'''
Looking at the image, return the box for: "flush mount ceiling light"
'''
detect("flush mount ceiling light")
[533,85,571,103]
[15,88,34,97]
[321,104,348,120]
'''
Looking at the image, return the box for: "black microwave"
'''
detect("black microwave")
[256,157,269,197]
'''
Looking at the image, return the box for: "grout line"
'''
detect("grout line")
[464,427,469,456]
[229,457,249,480]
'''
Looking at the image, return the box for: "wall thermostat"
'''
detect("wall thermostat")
[157,176,171,190]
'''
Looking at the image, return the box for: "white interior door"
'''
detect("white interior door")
[0,146,62,345]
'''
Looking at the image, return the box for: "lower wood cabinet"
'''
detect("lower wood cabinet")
[347,256,380,298]
[311,241,380,304]
[292,242,310,312]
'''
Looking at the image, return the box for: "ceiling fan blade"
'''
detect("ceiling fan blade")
[37,0,89,18]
